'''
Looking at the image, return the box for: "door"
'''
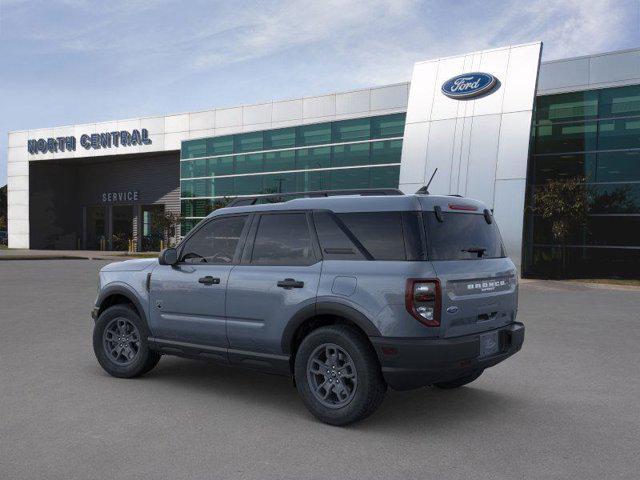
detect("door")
[86,206,106,250]
[149,214,250,349]
[111,205,134,251]
[226,212,322,370]
[140,205,164,252]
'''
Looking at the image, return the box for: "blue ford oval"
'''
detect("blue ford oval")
[441,72,497,99]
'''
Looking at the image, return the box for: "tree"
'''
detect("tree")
[150,210,182,248]
[533,177,589,277]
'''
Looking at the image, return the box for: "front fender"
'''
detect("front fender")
[95,281,149,328]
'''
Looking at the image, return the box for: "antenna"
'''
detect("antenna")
[415,168,438,195]
[425,168,438,191]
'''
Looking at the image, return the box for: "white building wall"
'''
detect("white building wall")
[7,83,409,249]
[399,43,543,270]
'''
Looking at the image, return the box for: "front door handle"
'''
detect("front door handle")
[198,276,220,285]
[277,278,304,289]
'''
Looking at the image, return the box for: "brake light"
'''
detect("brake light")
[448,203,478,211]
[405,279,441,327]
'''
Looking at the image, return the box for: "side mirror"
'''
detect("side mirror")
[159,247,178,266]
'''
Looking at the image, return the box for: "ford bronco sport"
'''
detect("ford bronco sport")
[92,189,524,425]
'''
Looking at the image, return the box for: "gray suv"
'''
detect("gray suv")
[92,190,524,425]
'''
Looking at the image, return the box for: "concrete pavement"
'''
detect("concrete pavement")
[0,260,639,479]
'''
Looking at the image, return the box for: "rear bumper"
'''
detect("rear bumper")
[370,322,524,390]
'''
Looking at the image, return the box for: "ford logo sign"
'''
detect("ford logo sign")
[441,72,497,99]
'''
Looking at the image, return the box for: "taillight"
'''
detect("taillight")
[405,279,441,327]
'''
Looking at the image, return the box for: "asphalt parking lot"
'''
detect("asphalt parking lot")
[1,259,639,479]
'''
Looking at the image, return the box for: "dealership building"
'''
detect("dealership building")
[6,42,640,277]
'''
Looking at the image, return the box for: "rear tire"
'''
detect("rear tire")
[93,304,160,378]
[434,370,483,389]
[294,325,386,426]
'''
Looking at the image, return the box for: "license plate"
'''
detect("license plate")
[479,331,499,358]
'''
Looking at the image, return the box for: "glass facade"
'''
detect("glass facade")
[524,85,640,278]
[180,113,405,234]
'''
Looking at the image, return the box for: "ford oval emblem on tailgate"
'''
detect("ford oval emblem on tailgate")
[446,306,459,314]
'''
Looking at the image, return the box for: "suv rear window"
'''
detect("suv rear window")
[424,212,505,260]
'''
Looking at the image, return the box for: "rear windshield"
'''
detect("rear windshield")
[424,212,505,260]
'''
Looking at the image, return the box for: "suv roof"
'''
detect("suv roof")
[210,194,489,217]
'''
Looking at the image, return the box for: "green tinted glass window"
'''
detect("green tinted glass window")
[371,140,402,164]
[234,132,263,153]
[181,180,193,198]
[182,139,207,159]
[595,151,640,182]
[235,153,263,174]
[180,161,192,179]
[264,128,296,149]
[234,176,264,195]
[598,119,640,150]
[534,121,598,154]
[535,91,598,124]
[206,136,233,156]
[209,156,234,176]
[296,170,330,191]
[296,147,331,170]
[210,177,234,197]
[599,84,640,118]
[264,150,296,171]
[262,172,297,193]
[370,166,400,188]
[181,200,194,217]
[332,143,370,167]
[371,113,406,138]
[297,123,331,146]
[328,168,370,190]
[531,154,597,184]
[332,118,370,142]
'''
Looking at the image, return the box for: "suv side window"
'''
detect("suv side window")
[180,215,248,264]
[337,212,406,260]
[313,211,366,260]
[251,213,314,265]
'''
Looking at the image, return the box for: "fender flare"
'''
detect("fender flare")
[281,301,381,354]
[96,283,149,326]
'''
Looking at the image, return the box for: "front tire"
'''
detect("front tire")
[294,325,386,426]
[93,304,160,378]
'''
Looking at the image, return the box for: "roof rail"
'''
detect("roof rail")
[225,188,404,207]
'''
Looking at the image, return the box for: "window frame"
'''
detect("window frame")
[176,213,252,265]
[240,210,321,266]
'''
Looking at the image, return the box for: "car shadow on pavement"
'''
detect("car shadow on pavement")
[95,356,528,431]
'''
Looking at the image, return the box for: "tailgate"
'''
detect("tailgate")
[432,258,518,338]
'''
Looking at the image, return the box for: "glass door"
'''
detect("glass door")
[112,205,134,251]
[141,205,165,252]
[86,206,106,250]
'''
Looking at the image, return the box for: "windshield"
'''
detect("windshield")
[424,212,506,260]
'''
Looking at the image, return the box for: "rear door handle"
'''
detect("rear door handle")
[198,276,220,285]
[277,278,304,289]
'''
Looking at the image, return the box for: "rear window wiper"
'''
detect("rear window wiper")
[461,247,486,258]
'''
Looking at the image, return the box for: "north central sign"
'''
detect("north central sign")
[27,128,152,155]
[441,72,497,99]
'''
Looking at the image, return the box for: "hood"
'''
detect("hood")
[101,258,158,272]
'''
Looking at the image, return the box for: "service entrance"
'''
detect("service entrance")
[82,204,166,251]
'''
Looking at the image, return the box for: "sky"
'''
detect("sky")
[1,0,640,186]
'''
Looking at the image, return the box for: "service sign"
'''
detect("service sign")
[441,72,497,99]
